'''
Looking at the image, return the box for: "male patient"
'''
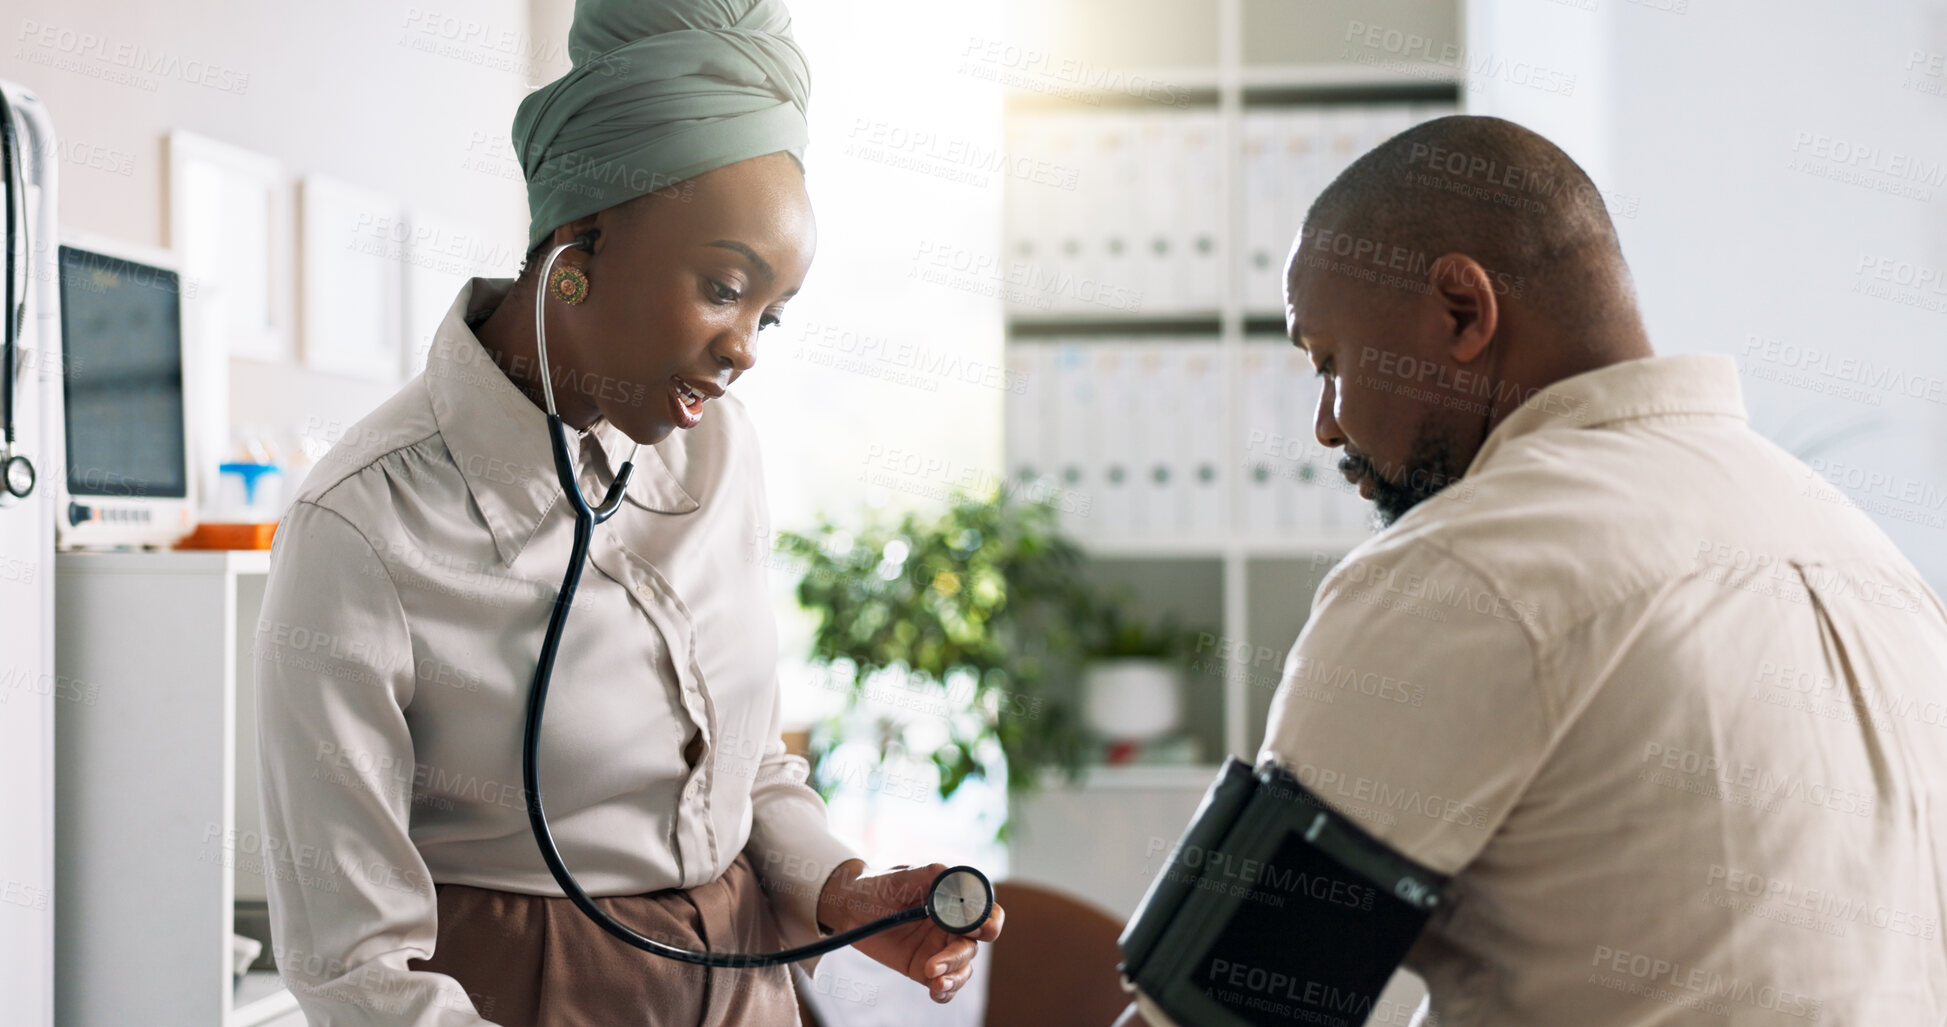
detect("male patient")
[1117,115,1947,1025]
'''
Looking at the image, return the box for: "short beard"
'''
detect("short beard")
[1343,421,1467,529]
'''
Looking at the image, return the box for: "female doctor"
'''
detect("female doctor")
[252,0,1001,1023]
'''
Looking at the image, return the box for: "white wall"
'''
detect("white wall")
[1472,0,1947,595]
[4,0,537,468]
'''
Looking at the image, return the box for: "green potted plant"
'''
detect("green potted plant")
[1075,593,1206,765]
[775,488,1099,805]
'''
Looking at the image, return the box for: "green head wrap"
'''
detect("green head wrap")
[511,0,812,256]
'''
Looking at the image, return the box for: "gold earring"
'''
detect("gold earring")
[548,263,590,305]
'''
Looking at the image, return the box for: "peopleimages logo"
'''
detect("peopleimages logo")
[1285,762,1494,829]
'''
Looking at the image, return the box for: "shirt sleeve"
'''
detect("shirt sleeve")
[742,688,865,947]
[255,499,496,1025]
[1256,541,1549,874]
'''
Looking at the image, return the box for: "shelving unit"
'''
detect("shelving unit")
[54,550,301,1026]
[998,0,1466,921]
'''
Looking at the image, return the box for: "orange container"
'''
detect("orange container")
[174,522,278,550]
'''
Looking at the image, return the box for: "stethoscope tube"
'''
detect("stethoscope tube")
[516,237,990,968]
[0,84,36,502]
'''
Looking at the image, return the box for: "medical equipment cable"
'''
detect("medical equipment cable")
[518,235,992,968]
[0,85,35,502]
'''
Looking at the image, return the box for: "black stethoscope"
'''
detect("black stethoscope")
[519,235,995,967]
[0,85,37,505]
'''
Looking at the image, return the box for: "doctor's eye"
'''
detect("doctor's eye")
[708,279,741,304]
[760,313,783,330]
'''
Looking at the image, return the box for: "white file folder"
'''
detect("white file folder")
[1123,339,1169,538]
[1089,115,1139,316]
[1051,339,1097,538]
[1315,106,1366,202]
[1238,341,1282,535]
[1180,339,1227,535]
[1238,111,1286,315]
[1277,344,1328,536]
[1367,103,1415,154]
[1003,343,1049,506]
[1178,112,1225,312]
[1045,116,1088,314]
[1093,341,1137,539]
[1004,116,1048,301]
[1132,111,1179,313]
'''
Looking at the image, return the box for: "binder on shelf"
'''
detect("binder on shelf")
[1051,339,1097,539]
[1004,97,1452,544]
[1237,341,1282,536]
[1315,105,1367,200]
[1087,115,1139,316]
[1003,343,1051,507]
[1092,341,1138,539]
[1368,102,1416,154]
[1286,107,1325,255]
[1042,115,1089,316]
[1276,344,1329,537]
[1003,116,1050,302]
[1179,339,1227,535]
[1177,112,1225,313]
[1129,340,1177,538]
[1132,110,1180,314]
[1237,110,1287,315]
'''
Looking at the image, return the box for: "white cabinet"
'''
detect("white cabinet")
[55,550,299,1026]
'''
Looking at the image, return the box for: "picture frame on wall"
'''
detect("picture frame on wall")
[165,130,287,363]
[297,173,405,384]
[399,207,521,380]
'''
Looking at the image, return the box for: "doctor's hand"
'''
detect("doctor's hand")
[817,859,1005,1003]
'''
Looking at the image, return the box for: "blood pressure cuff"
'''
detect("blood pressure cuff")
[1118,757,1449,1027]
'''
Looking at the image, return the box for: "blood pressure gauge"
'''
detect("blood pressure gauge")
[925,866,995,934]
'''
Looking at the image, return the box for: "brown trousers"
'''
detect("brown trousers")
[407,853,802,1026]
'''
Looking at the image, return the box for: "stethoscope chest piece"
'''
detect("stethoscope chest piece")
[926,865,994,934]
[2,453,34,501]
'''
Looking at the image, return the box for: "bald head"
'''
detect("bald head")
[1300,114,1633,329]
[1284,115,1652,528]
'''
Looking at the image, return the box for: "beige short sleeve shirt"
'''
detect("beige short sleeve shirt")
[1261,354,1947,1026]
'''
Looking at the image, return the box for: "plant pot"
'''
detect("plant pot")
[1081,658,1184,743]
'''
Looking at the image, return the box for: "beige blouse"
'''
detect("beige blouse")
[253,276,859,1024]
[1262,353,1947,1025]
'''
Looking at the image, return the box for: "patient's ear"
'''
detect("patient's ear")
[1427,252,1499,366]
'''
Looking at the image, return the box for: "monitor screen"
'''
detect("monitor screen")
[57,244,188,499]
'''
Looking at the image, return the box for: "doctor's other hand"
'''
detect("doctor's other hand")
[817,859,1005,1003]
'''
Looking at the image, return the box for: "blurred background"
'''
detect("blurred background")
[4,0,1945,1024]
